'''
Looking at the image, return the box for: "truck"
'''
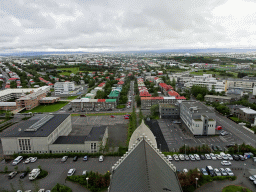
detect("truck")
[29,168,41,181]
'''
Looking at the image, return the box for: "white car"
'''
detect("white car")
[210,153,217,160]
[221,161,232,166]
[82,170,87,176]
[189,154,195,161]
[214,168,222,176]
[254,180,256,185]
[38,189,45,192]
[179,154,185,161]
[67,168,76,176]
[31,157,38,163]
[24,157,33,164]
[249,175,256,181]
[183,169,188,173]
[226,154,233,161]
[225,168,234,176]
[167,155,172,161]
[216,154,223,160]
[205,154,211,160]
[173,155,179,161]
[194,154,200,161]
[99,155,104,162]
[219,168,228,176]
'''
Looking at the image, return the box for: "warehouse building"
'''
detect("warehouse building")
[180,101,216,136]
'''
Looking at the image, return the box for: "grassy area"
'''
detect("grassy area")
[21,102,69,113]
[71,112,131,116]
[116,104,126,109]
[67,96,78,100]
[222,185,253,192]
[0,110,10,114]
[190,70,238,78]
[59,67,81,76]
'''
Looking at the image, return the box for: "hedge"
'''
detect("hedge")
[52,183,72,192]
[13,147,128,159]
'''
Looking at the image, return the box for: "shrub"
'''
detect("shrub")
[52,183,72,192]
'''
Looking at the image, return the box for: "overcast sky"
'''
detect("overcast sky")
[1,0,256,53]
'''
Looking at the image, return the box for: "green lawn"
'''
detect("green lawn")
[21,102,69,113]
[71,112,131,116]
[190,71,238,78]
[67,96,78,100]
[59,67,81,76]
[222,185,252,192]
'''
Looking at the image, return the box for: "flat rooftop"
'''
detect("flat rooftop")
[182,101,214,114]
[1,114,70,137]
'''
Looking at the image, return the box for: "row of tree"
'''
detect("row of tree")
[179,144,211,154]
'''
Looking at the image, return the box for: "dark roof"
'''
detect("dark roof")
[52,126,107,144]
[1,114,70,137]
[86,126,107,141]
[227,104,245,109]
[53,136,87,144]
[109,139,182,192]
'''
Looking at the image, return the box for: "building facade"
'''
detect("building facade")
[204,95,232,104]
[54,82,75,95]
[159,103,180,119]
[180,101,216,135]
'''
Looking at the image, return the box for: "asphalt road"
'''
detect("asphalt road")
[216,113,256,147]
[0,157,120,191]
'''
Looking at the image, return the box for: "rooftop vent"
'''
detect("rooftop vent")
[25,115,54,132]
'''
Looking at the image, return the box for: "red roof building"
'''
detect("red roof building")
[168,91,180,97]
[175,96,186,100]
[139,91,152,97]
[97,99,106,102]
[118,81,124,85]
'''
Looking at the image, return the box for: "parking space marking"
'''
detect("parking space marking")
[219,136,227,142]
[192,138,197,143]
[215,138,220,143]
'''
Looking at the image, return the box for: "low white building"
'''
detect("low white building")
[54,82,75,95]
[180,101,216,135]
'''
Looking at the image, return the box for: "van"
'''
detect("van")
[12,156,23,165]
[206,166,214,177]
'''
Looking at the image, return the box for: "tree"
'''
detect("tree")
[196,94,203,101]
[135,95,141,107]
[10,81,17,88]
[150,104,159,117]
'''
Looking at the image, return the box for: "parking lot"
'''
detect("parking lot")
[71,115,128,147]
[0,156,120,191]
[158,119,244,152]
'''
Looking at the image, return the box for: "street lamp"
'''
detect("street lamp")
[86,177,89,188]
[195,177,198,189]
[244,163,246,176]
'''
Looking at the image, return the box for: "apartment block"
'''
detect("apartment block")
[204,95,232,104]
[54,82,75,95]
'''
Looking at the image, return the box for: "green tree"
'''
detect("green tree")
[196,94,203,101]
[150,104,159,117]
[10,81,17,88]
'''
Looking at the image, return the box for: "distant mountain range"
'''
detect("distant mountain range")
[1,48,256,56]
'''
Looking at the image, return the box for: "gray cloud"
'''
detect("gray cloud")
[0,0,255,53]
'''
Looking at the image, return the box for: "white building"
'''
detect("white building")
[54,82,75,95]
[184,74,225,92]
[180,101,216,135]
[1,114,108,156]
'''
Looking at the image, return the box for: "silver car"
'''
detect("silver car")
[219,168,228,176]
[189,154,195,161]
[214,168,222,176]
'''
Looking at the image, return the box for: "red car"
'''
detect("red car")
[80,115,86,117]
[111,115,115,118]
[124,116,129,119]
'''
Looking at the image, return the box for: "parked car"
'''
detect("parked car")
[83,156,88,161]
[20,171,28,179]
[220,152,228,160]
[167,155,172,161]
[61,156,68,162]
[206,166,215,177]
[219,168,228,176]
[205,154,211,160]
[173,154,179,161]
[8,171,17,179]
[201,168,208,176]
[178,154,185,161]
[212,145,218,151]
[221,161,232,166]
[82,170,87,176]
[239,155,245,161]
[226,144,235,148]
[189,154,195,161]
[232,154,239,161]
[67,169,76,176]
[200,155,205,160]
[31,157,37,163]
[184,155,190,161]
[210,153,217,160]
[110,115,115,118]
[249,175,256,181]
[99,155,104,162]
[225,168,234,176]
[214,168,222,176]
[226,154,233,161]
[183,169,188,174]
[220,131,228,136]
[38,189,45,192]
[24,157,33,164]
[216,154,223,160]
[194,154,200,161]
[73,156,78,161]
[216,145,223,151]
